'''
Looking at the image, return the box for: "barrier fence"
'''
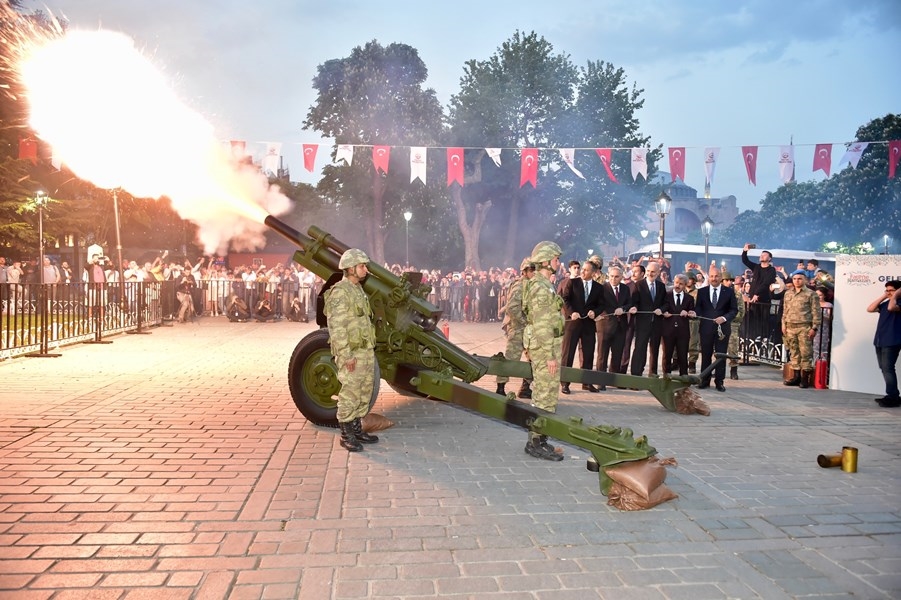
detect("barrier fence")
[1,282,832,380]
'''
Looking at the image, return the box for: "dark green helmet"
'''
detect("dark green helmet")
[530,241,562,264]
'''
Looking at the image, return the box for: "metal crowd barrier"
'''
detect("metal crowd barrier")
[0,281,163,359]
[736,300,833,376]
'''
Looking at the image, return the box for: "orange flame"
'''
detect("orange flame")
[18,28,290,254]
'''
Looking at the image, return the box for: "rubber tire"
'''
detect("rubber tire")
[287,328,379,427]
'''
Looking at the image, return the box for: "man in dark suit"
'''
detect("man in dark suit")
[559,261,602,393]
[661,273,696,376]
[629,261,667,376]
[695,266,739,391]
[596,266,632,380]
[619,263,645,373]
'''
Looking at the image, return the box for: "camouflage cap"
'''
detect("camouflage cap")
[520,257,534,271]
[338,248,370,269]
[530,240,563,264]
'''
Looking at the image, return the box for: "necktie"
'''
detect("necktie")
[676,293,682,308]
[584,281,590,302]
[649,282,655,302]
[613,285,618,301]
[712,287,718,306]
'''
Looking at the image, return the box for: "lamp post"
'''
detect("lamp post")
[35,190,48,285]
[701,215,714,270]
[112,189,126,310]
[654,191,672,260]
[403,210,412,268]
[885,234,892,255]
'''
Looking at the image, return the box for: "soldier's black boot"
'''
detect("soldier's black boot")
[784,369,801,386]
[339,422,363,452]
[730,365,739,380]
[799,370,812,389]
[496,383,506,396]
[351,418,378,444]
[525,433,564,462]
[517,381,532,399]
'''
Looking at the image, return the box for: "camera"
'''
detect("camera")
[747,244,757,249]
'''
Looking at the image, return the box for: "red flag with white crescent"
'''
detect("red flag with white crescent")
[813,143,832,176]
[889,141,901,179]
[520,148,538,188]
[302,144,318,172]
[668,147,685,182]
[18,137,38,164]
[447,147,464,186]
[372,145,391,174]
[741,146,758,185]
[594,148,618,183]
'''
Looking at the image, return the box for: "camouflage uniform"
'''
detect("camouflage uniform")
[523,274,565,412]
[781,284,821,372]
[728,287,746,367]
[497,273,529,387]
[324,277,377,422]
[687,284,700,371]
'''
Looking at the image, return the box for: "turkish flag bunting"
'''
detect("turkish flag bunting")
[302,144,318,172]
[229,140,246,160]
[813,143,832,176]
[18,137,37,164]
[594,148,618,183]
[668,147,685,182]
[520,148,538,188]
[741,146,758,185]
[372,145,391,174]
[889,141,901,179]
[447,147,464,186]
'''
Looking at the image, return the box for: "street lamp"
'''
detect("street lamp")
[112,189,126,310]
[654,191,672,260]
[701,215,714,269]
[403,210,412,268]
[35,190,48,284]
[885,234,892,255]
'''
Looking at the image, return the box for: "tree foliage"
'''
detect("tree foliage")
[303,40,446,265]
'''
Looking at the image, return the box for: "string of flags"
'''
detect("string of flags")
[18,137,901,187]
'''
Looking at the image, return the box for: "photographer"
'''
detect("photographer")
[175,268,197,323]
[84,254,108,319]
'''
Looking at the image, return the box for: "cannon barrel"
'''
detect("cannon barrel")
[264,215,487,383]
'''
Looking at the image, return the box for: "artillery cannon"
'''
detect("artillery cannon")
[266,216,709,494]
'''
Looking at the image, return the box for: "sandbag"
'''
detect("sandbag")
[605,456,679,511]
[607,480,678,511]
[674,388,711,416]
[362,413,395,433]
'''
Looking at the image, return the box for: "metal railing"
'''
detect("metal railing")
[1,282,163,359]
[736,300,833,375]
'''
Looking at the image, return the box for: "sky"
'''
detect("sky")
[25,0,901,213]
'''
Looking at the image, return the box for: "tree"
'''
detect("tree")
[303,40,445,265]
[447,31,579,269]
[552,60,658,260]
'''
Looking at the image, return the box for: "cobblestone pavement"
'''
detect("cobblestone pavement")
[1,318,899,600]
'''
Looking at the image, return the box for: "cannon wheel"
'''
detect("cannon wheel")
[287,328,380,427]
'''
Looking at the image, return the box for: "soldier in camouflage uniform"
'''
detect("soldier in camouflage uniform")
[588,255,607,285]
[686,269,701,373]
[723,272,745,379]
[324,249,380,452]
[522,240,565,461]
[781,269,822,388]
[495,257,535,398]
